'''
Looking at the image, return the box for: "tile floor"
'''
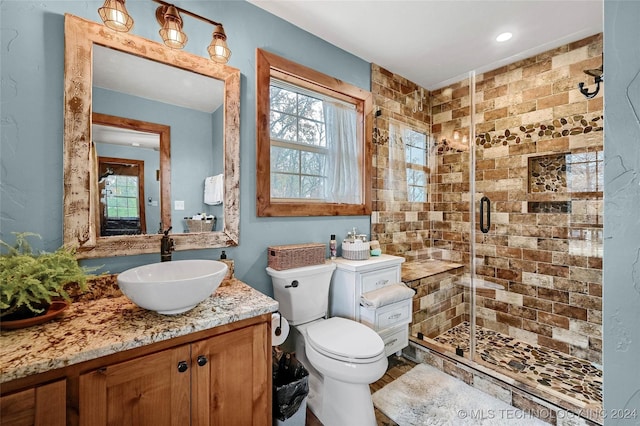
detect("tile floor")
[432,322,602,406]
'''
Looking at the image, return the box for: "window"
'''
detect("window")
[566,150,603,192]
[404,128,428,202]
[269,81,329,200]
[389,121,429,203]
[104,175,140,218]
[256,49,372,217]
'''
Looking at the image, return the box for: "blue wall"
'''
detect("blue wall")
[0,1,371,296]
[603,0,640,416]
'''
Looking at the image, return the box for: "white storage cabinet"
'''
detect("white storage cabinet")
[329,255,410,356]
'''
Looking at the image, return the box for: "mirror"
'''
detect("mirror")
[63,14,240,259]
[92,112,170,237]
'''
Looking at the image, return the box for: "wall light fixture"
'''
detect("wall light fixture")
[98,0,134,32]
[97,0,231,64]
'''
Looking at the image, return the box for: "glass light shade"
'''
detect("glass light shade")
[208,26,231,64]
[98,0,134,32]
[159,6,187,49]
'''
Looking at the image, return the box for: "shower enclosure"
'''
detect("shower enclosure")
[421,66,603,419]
[372,33,604,424]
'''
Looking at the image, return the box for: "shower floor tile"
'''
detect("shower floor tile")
[433,322,602,406]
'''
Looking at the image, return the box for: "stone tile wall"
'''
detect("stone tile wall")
[370,64,432,260]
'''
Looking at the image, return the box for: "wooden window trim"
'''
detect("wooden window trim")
[256,48,373,217]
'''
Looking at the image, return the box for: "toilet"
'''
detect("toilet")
[267,262,388,426]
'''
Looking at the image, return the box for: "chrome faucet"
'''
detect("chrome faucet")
[161,227,175,262]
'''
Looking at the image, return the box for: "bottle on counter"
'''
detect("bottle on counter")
[330,235,337,260]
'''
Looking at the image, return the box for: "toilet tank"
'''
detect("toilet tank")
[266,262,336,325]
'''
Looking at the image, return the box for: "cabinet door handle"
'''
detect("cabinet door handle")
[177,360,189,373]
[388,313,402,320]
[197,355,208,367]
[385,339,398,347]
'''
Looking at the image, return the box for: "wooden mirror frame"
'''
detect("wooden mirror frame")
[63,14,240,259]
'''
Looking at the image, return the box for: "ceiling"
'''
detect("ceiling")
[248,0,603,90]
[93,45,224,113]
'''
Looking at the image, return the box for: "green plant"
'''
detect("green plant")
[0,232,97,318]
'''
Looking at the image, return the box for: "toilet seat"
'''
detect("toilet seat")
[305,317,385,363]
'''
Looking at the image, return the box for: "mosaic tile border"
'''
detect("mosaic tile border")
[433,114,603,154]
[476,114,603,149]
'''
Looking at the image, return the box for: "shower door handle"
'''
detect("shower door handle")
[480,196,491,234]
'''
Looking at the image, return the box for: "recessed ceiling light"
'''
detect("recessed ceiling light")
[496,32,513,42]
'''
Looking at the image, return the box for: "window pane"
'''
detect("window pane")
[270,111,297,142]
[408,130,426,150]
[408,170,426,186]
[567,151,602,192]
[300,151,324,175]
[409,186,426,202]
[271,146,300,173]
[271,173,299,198]
[301,176,324,199]
[298,94,324,121]
[298,118,325,146]
[406,145,426,166]
[270,86,297,113]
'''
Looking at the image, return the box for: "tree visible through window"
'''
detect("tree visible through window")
[269,82,328,200]
[404,128,428,202]
[390,121,429,203]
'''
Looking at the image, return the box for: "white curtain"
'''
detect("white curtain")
[324,101,361,203]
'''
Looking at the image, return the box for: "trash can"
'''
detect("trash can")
[273,348,309,426]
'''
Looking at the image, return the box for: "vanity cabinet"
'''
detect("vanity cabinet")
[79,321,269,426]
[0,379,66,425]
[330,255,411,356]
[1,315,271,426]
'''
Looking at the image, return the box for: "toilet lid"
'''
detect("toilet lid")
[306,317,384,361]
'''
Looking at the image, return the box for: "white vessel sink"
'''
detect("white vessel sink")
[117,260,228,315]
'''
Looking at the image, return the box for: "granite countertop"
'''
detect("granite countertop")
[0,278,278,384]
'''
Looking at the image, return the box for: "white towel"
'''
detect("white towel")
[204,174,223,205]
[360,282,415,309]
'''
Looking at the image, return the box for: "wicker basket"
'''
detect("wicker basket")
[268,243,326,270]
[185,218,215,232]
[341,241,370,261]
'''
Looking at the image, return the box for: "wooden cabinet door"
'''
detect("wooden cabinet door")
[0,379,66,426]
[191,323,270,426]
[79,345,191,426]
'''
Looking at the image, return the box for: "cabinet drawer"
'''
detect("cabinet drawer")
[361,267,400,293]
[379,324,409,356]
[359,299,411,331]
